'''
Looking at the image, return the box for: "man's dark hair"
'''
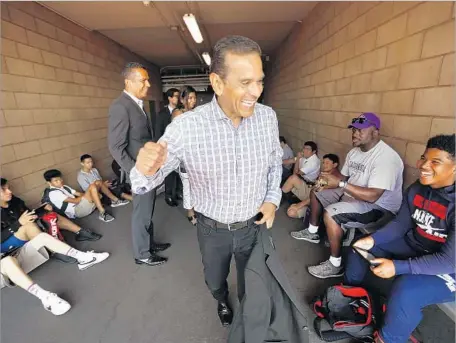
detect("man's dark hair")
[211,35,262,78]
[1,178,7,187]
[426,134,455,159]
[304,141,318,153]
[279,136,287,144]
[80,154,92,162]
[44,169,62,182]
[121,62,145,80]
[323,153,340,166]
[166,88,179,100]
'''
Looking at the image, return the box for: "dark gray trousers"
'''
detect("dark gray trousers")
[196,214,260,302]
[132,189,156,260]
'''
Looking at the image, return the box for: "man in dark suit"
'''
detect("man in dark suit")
[108,62,170,266]
[156,88,180,207]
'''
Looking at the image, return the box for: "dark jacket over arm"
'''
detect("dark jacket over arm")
[228,228,309,343]
[108,92,155,174]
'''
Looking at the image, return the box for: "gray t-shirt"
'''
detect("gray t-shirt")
[341,140,404,213]
[282,145,294,170]
[77,168,102,191]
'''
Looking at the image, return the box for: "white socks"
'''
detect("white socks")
[28,283,51,300]
[307,224,319,234]
[329,256,342,267]
[66,248,91,264]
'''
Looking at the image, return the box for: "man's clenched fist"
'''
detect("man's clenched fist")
[135,141,168,176]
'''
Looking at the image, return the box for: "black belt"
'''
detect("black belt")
[197,213,257,231]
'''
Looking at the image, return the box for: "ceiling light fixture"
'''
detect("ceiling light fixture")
[143,1,150,6]
[202,52,211,66]
[183,13,203,44]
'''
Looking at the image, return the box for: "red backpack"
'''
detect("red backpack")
[311,285,382,342]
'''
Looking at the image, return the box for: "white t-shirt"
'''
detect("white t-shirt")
[299,154,320,182]
[341,140,404,213]
[48,185,77,218]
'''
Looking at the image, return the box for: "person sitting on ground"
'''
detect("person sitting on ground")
[287,154,342,219]
[345,134,455,343]
[1,178,101,243]
[1,182,110,315]
[78,154,132,202]
[172,86,198,225]
[44,169,115,223]
[280,136,295,185]
[292,113,404,279]
[282,141,320,205]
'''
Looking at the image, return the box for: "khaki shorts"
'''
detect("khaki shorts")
[291,180,312,201]
[1,241,50,288]
[74,197,96,218]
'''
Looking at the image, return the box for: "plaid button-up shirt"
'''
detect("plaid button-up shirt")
[130,96,283,224]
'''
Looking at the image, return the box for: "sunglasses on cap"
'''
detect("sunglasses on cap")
[351,117,375,125]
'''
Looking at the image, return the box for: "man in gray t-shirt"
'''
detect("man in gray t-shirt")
[291,113,404,280]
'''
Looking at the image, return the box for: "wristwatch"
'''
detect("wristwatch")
[339,180,348,189]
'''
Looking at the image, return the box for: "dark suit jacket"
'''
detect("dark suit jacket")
[108,92,155,174]
[156,106,172,139]
[228,228,309,343]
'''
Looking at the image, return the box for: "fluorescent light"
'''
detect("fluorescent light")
[183,13,203,44]
[202,52,211,66]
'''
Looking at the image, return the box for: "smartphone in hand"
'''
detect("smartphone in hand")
[353,247,381,267]
[33,203,49,218]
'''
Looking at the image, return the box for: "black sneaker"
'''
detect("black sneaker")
[75,229,102,241]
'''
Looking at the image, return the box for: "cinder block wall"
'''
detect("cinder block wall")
[265,1,455,188]
[1,2,162,206]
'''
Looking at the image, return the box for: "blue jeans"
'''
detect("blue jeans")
[345,239,455,343]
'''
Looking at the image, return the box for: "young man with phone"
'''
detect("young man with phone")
[1,178,101,243]
[345,134,455,343]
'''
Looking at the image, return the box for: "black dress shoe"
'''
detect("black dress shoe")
[150,243,171,252]
[176,193,183,201]
[135,254,167,266]
[217,301,233,326]
[165,197,178,207]
[75,229,102,241]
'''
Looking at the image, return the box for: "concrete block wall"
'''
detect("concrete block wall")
[265,1,455,188]
[1,2,162,206]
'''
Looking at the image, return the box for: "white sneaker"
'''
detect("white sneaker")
[78,251,110,271]
[41,293,71,315]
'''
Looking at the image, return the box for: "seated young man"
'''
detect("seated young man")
[287,154,342,219]
[280,136,295,185]
[293,113,404,279]
[345,134,455,343]
[77,154,132,203]
[282,141,320,205]
[44,169,114,223]
[1,184,110,315]
[1,178,101,243]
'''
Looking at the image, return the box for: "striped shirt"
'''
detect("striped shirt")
[130,96,283,224]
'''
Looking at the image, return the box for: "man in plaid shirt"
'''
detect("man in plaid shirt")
[130,35,282,326]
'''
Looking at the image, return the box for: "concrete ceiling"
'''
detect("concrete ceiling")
[42,1,317,68]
